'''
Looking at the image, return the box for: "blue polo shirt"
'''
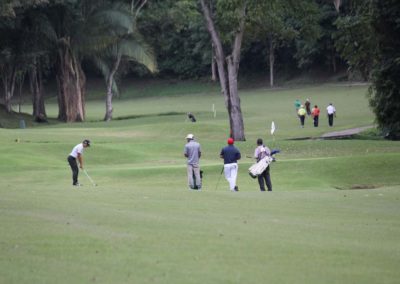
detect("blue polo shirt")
[220,145,241,164]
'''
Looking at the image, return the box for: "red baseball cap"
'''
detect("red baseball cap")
[227,138,234,145]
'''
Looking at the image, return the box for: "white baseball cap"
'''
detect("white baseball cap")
[186,134,194,139]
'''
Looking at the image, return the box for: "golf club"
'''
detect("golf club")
[83,169,97,186]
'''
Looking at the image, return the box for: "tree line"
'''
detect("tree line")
[1,0,399,139]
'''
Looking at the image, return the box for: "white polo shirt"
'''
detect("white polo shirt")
[69,143,84,158]
[327,105,336,115]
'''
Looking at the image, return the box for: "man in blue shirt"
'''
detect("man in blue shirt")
[220,138,241,191]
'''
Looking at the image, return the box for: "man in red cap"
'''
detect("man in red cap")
[220,137,241,191]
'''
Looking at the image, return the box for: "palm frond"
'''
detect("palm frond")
[119,37,157,73]
[73,6,135,56]
[89,55,111,80]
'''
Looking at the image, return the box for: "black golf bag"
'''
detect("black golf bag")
[187,112,196,122]
[192,170,203,190]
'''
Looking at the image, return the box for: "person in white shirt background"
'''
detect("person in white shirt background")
[327,103,336,127]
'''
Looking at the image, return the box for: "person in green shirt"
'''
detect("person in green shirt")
[297,105,306,128]
[294,99,301,114]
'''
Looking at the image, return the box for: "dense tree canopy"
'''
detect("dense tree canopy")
[0,0,399,138]
[369,0,400,139]
[138,0,210,78]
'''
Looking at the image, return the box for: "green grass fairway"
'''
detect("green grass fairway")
[1,82,400,284]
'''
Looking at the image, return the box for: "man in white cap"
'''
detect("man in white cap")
[67,139,90,186]
[184,134,202,190]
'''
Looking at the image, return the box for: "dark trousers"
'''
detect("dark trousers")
[328,114,334,126]
[299,115,305,127]
[68,156,79,185]
[313,115,319,127]
[258,167,272,191]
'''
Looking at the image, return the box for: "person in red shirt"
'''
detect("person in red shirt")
[311,105,320,127]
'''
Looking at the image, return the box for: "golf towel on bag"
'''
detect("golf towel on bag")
[249,156,273,178]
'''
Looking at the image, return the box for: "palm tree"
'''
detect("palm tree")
[89,2,157,121]
[92,35,157,121]
[41,0,147,122]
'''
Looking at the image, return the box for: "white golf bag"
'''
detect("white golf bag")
[248,156,273,178]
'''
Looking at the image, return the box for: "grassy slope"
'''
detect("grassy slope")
[0,82,400,284]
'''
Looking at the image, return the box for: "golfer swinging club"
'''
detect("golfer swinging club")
[220,138,241,191]
[184,134,201,190]
[67,139,90,186]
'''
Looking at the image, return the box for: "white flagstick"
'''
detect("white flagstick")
[270,121,276,146]
[212,104,217,118]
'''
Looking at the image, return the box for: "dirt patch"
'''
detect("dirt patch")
[335,184,381,190]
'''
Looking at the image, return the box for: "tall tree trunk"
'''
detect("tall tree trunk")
[331,49,337,73]
[56,38,85,122]
[333,0,341,12]
[104,55,122,121]
[17,71,26,113]
[199,0,246,141]
[30,58,47,121]
[269,40,275,87]
[227,56,245,139]
[1,66,16,113]
[211,44,217,82]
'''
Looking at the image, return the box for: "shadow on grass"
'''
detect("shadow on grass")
[113,111,185,121]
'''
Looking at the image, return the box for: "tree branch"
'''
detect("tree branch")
[131,0,148,18]
[231,0,247,73]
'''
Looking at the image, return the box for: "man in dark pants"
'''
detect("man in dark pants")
[67,139,90,186]
[311,105,320,127]
[254,138,272,191]
[297,105,306,128]
[327,103,336,127]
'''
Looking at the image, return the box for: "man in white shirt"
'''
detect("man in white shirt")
[327,103,336,127]
[67,139,90,186]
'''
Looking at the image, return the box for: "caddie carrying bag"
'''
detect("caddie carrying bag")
[248,156,273,178]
